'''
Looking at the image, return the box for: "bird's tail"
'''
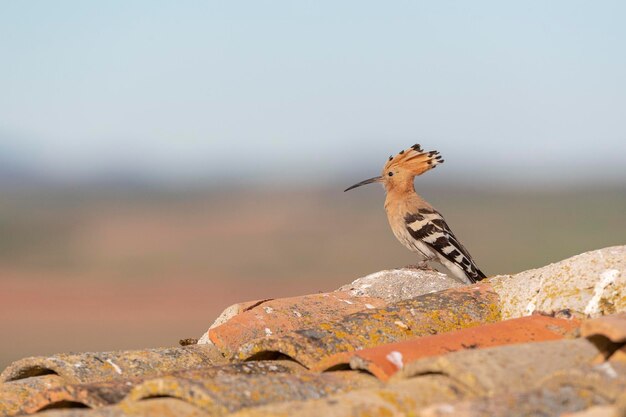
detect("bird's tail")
[385,144,444,176]
[467,267,487,283]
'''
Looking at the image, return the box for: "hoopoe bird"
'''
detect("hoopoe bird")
[345,144,486,284]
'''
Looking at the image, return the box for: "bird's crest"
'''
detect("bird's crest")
[383,144,444,176]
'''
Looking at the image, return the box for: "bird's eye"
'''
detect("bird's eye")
[388,172,393,177]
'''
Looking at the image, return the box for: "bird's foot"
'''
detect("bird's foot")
[403,261,433,271]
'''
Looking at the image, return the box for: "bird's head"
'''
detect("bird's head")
[344,144,444,193]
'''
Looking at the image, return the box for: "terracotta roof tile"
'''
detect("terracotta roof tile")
[174,359,306,376]
[0,345,224,386]
[237,283,501,367]
[19,379,134,415]
[13,361,302,416]
[226,341,621,417]
[125,369,378,415]
[16,361,370,416]
[197,299,272,344]
[610,346,626,365]
[0,345,223,416]
[119,398,211,417]
[206,291,387,357]
[335,268,464,303]
[579,313,626,364]
[0,374,66,417]
[203,269,462,355]
[489,245,625,319]
[419,363,626,417]
[227,374,473,417]
[17,398,210,417]
[315,315,580,379]
[582,313,626,343]
[561,389,626,417]
[390,338,601,392]
[560,406,617,417]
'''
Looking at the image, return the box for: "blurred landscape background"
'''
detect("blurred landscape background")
[1,1,625,369]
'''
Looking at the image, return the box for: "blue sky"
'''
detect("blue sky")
[1,1,625,185]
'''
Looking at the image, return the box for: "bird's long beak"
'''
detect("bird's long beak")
[344,176,382,192]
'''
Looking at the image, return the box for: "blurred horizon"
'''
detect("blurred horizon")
[2,181,624,288]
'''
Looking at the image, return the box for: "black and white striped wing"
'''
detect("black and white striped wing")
[405,208,485,283]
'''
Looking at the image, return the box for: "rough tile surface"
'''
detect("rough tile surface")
[238,284,501,367]
[391,338,601,394]
[11,361,302,416]
[315,315,580,379]
[1,345,224,385]
[126,369,378,415]
[490,245,626,319]
[337,268,463,303]
[206,291,386,357]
